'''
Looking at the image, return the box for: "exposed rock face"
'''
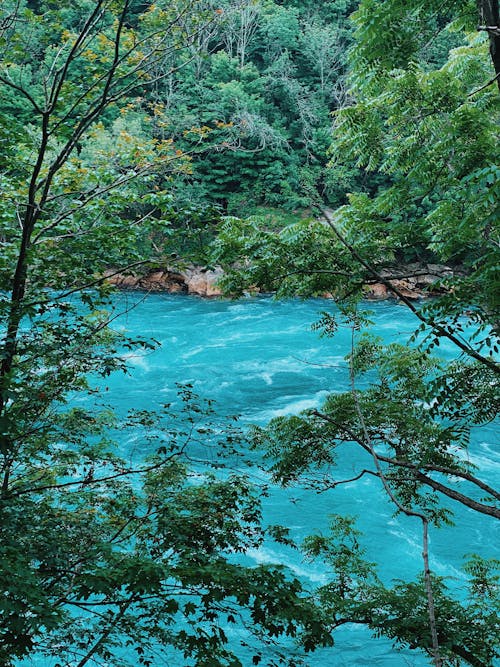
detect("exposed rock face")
[365,283,388,300]
[104,266,224,297]
[105,262,454,300]
[182,267,224,297]
[365,264,454,301]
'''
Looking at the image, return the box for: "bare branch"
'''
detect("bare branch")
[0,73,43,113]
[8,453,181,499]
[468,70,500,95]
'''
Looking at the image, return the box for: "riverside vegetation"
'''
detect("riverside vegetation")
[0,1,498,667]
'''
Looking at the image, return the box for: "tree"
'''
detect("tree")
[139,0,358,213]
[218,0,262,69]
[300,20,344,97]
[212,1,500,665]
[479,0,500,87]
[0,3,332,665]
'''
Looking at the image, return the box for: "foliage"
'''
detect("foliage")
[213,1,500,665]
[0,3,333,665]
[0,387,332,667]
[138,0,359,211]
[303,520,499,667]
[1,0,499,665]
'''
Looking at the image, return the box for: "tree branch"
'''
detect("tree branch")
[320,208,499,374]
[311,410,500,519]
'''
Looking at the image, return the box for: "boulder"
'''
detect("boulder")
[166,281,186,294]
[183,268,207,296]
[119,274,140,288]
[365,283,388,300]
[182,266,224,297]
[147,270,166,283]
[205,268,224,297]
[426,263,453,276]
[390,279,421,300]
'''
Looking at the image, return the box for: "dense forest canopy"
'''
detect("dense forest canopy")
[0,1,498,667]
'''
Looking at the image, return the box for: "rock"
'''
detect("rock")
[119,275,139,288]
[415,274,439,287]
[370,262,457,299]
[205,268,224,297]
[181,266,223,297]
[138,270,181,291]
[426,263,453,276]
[391,280,421,300]
[183,268,208,296]
[104,267,197,293]
[103,269,117,279]
[168,272,186,284]
[365,283,388,300]
[147,270,165,283]
[167,281,186,294]
[103,260,456,300]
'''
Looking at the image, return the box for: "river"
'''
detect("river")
[29,294,500,666]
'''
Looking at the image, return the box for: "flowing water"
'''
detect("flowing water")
[31,294,500,666]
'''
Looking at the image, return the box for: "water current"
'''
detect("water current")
[34,294,500,666]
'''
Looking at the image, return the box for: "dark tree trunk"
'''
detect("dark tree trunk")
[479,0,500,89]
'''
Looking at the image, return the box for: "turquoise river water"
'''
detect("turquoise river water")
[29,294,500,666]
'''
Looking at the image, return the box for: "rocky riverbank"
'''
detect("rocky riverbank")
[363,263,455,300]
[103,266,225,297]
[104,262,455,300]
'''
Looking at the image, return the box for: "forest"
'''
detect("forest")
[0,1,499,666]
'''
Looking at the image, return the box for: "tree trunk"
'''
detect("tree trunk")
[479,0,500,89]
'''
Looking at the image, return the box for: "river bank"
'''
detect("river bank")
[104,262,456,300]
